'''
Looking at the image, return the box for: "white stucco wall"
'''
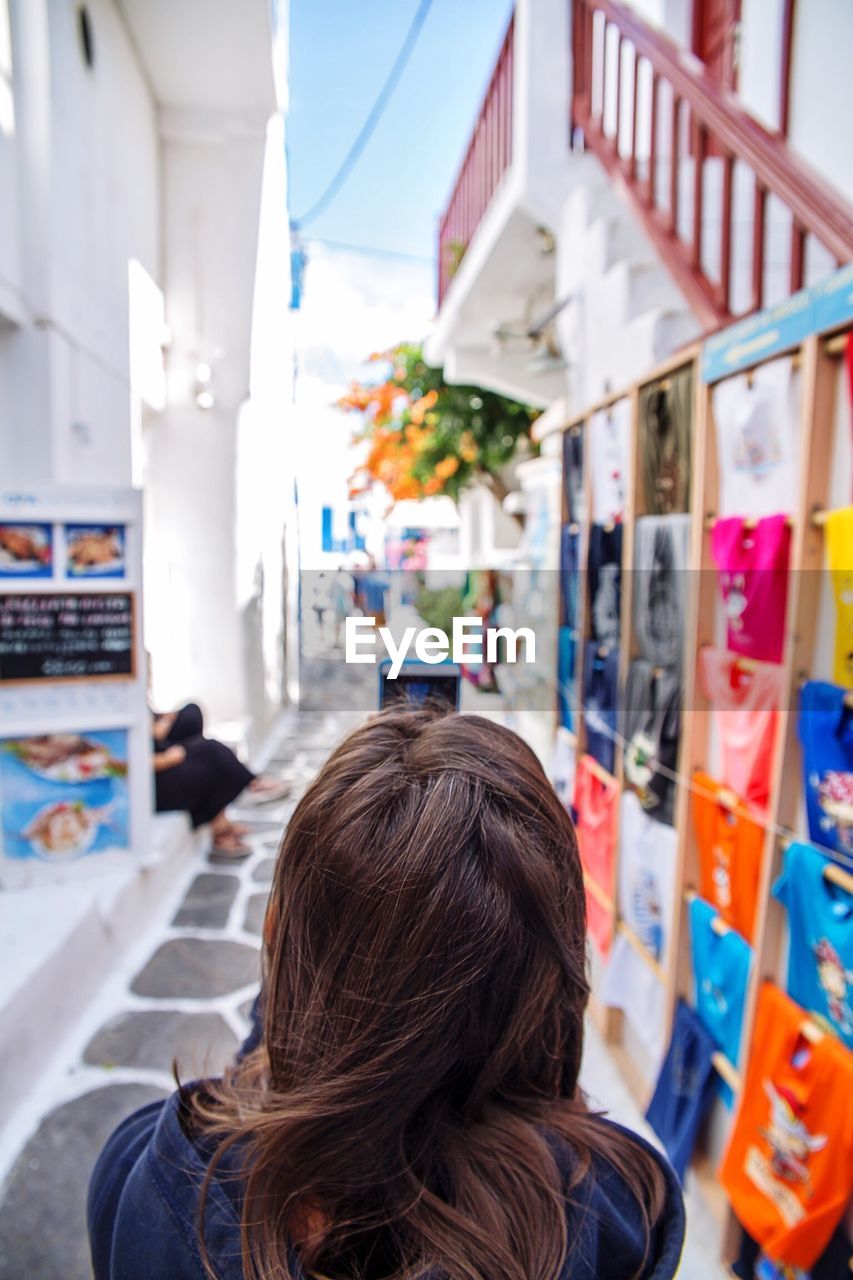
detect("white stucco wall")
[0,0,288,739]
[786,0,853,203]
[0,0,160,487]
[141,119,274,729]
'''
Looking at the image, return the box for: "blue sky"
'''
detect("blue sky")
[288,0,515,263]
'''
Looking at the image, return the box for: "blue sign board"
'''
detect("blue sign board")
[701,264,853,384]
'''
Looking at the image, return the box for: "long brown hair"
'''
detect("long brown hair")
[194,707,666,1279]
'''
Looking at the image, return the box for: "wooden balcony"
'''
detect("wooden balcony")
[437,16,515,307]
[571,0,853,328]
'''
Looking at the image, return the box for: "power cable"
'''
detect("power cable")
[302,235,435,264]
[292,0,434,228]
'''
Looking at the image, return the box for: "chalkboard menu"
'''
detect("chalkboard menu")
[0,592,135,682]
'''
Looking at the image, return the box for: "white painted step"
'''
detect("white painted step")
[0,814,201,1133]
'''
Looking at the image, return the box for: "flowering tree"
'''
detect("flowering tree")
[340,343,539,506]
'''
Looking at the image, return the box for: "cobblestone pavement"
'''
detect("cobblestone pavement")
[0,707,349,1280]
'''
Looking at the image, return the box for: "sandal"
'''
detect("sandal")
[208,831,253,864]
[241,777,292,807]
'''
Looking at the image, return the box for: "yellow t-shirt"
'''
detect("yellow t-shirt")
[825,507,853,686]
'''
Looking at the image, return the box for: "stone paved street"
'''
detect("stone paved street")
[0,708,348,1280]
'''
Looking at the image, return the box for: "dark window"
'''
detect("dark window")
[77,5,95,70]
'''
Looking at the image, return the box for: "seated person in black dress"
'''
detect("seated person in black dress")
[152,702,288,861]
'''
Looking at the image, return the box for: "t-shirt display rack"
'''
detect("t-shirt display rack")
[554,291,853,1274]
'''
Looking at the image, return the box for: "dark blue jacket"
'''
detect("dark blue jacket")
[88,1020,684,1279]
[88,1103,684,1279]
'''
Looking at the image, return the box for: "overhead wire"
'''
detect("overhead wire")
[301,235,435,265]
[292,0,435,228]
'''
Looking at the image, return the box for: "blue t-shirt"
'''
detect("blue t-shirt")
[558,627,577,733]
[773,840,853,1049]
[645,999,718,1181]
[560,524,581,630]
[798,681,853,860]
[689,896,751,1071]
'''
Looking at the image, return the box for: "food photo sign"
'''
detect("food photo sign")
[0,488,150,887]
[0,730,130,863]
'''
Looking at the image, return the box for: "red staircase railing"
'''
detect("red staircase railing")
[437,17,514,308]
[572,0,853,327]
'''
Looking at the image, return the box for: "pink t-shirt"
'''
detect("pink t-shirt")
[710,514,792,664]
[699,647,785,810]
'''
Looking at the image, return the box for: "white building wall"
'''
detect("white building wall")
[785,0,853,204]
[141,117,281,733]
[0,0,160,488]
[0,0,288,741]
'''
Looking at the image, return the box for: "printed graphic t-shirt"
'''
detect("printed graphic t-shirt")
[798,681,853,860]
[622,659,681,825]
[712,355,800,518]
[692,771,765,942]
[587,522,622,646]
[689,895,752,1068]
[640,365,693,516]
[720,982,853,1271]
[589,397,631,526]
[645,999,718,1181]
[824,506,853,687]
[773,841,853,1050]
[632,514,691,669]
[699,648,784,810]
[619,791,678,963]
[710,514,792,664]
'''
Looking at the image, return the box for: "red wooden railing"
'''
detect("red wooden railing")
[437,17,515,307]
[572,0,853,327]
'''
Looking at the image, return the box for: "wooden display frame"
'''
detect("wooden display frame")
[554,314,853,1265]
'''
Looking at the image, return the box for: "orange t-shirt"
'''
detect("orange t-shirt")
[575,753,618,893]
[692,772,765,942]
[720,983,853,1270]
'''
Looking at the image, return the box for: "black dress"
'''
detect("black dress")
[153,703,255,828]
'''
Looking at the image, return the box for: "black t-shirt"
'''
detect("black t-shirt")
[632,516,690,669]
[621,659,681,825]
[588,523,622,647]
[563,427,585,526]
[640,367,692,516]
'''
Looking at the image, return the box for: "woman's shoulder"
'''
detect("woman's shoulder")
[548,1116,685,1280]
[88,1087,244,1280]
[89,1092,683,1280]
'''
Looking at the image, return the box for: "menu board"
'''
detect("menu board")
[0,592,135,683]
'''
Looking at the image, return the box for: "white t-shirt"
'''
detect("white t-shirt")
[711,355,801,517]
[550,729,577,811]
[600,933,666,1069]
[589,397,632,526]
[618,791,678,964]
